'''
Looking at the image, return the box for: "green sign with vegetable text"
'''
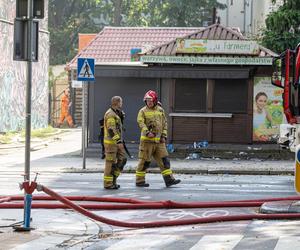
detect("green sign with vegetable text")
[141,55,272,65]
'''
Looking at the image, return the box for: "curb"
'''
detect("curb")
[86,147,295,160]
[260,200,300,214]
[169,149,295,161]
[61,168,294,176]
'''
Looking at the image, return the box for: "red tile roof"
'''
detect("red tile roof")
[67,27,203,68]
[145,24,277,57]
[67,24,276,70]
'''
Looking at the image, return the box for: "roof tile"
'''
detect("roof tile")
[68,27,201,68]
[145,24,277,57]
[67,24,277,69]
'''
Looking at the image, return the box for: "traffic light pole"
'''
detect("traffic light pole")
[25,0,33,182]
[23,0,33,231]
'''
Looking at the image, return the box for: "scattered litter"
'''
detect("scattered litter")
[239,152,248,156]
[249,158,263,162]
[185,153,201,160]
[192,141,208,149]
[166,144,175,153]
[253,147,262,150]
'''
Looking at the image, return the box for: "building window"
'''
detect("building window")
[174,79,207,112]
[213,79,248,113]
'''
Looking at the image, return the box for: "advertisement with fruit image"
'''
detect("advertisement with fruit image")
[253,77,286,142]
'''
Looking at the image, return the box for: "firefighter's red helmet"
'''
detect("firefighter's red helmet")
[143,90,158,105]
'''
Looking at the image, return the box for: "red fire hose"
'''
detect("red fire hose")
[40,185,300,228]
[1,194,300,210]
[2,184,300,228]
[0,197,12,203]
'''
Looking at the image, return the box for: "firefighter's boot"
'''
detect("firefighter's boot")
[136,182,150,187]
[112,175,120,189]
[164,175,181,187]
[104,184,119,190]
[112,164,121,189]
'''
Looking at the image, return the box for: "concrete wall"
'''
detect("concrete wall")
[0,0,49,132]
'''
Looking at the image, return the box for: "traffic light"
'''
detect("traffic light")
[14,0,44,61]
[16,0,44,19]
[13,19,39,61]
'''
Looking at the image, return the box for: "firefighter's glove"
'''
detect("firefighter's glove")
[117,143,124,150]
[160,136,166,143]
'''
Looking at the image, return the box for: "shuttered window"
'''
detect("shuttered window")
[213,79,248,113]
[174,79,207,112]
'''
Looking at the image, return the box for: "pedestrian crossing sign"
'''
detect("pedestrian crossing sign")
[77,58,95,81]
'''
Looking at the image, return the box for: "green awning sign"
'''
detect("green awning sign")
[141,55,273,65]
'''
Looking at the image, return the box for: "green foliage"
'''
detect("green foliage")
[0,132,17,144]
[122,0,150,26]
[0,126,60,144]
[49,0,225,65]
[20,126,60,138]
[122,0,225,27]
[261,0,300,53]
[49,0,113,65]
[148,0,226,27]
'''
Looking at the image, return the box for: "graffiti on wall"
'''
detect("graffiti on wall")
[0,0,49,132]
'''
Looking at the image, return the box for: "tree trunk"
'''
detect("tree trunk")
[113,0,122,26]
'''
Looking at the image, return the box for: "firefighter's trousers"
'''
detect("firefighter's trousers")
[136,141,175,185]
[104,143,126,188]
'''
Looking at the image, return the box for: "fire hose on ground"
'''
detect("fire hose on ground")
[2,182,300,228]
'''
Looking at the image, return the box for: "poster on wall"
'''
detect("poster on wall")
[253,77,285,142]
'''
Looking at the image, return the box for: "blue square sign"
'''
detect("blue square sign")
[77,58,95,81]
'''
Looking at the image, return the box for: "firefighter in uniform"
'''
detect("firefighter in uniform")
[136,90,181,187]
[103,96,127,189]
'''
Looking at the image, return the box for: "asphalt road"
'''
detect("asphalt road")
[1,129,300,249]
[1,171,299,250]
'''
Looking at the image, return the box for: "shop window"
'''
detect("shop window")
[213,79,248,113]
[174,79,207,112]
